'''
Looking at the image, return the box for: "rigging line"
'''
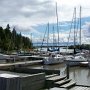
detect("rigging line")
[74,7,76,54]
[40,23,48,52]
[56,3,59,47]
[75,17,79,43]
[52,25,57,49]
[47,22,49,51]
[75,6,82,46]
[53,25,55,48]
[79,6,82,50]
[66,8,75,51]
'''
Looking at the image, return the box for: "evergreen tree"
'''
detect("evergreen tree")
[0,24,33,53]
[12,27,17,50]
[4,24,12,51]
[0,27,5,51]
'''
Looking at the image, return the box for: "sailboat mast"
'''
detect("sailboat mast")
[47,22,49,51]
[74,7,76,54]
[56,3,59,51]
[53,25,55,49]
[66,9,75,52]
[80,6,82,50]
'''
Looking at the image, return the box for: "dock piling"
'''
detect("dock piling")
[66,63,69,79]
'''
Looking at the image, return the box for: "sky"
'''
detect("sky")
[0,0,90,45]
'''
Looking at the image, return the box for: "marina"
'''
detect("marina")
[0,62,90,90]
[0,47,90,90]
[0,0,90,90]
[0,57,90,90]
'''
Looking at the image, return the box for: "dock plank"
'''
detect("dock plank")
[55,79,71,86]
[0,60,43,67]
[70,86,90,90]
[60,81,76,88]
[46,76,66,82]
[45,74,59,78]
[47,87,67,90]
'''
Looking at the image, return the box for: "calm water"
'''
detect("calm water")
[29,63,90,86]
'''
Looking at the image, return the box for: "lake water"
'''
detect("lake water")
[29,63,90,86]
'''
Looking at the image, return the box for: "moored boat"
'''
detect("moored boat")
[43,52,64,65]
[79,61,89,67]
[0,53,10,60]
[65,55,87,66]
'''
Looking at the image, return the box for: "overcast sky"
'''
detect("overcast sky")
[0,0,90,44]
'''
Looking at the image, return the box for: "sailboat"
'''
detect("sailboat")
[43,3,64,65]
[65,7,88,66]
[43,25,64,65]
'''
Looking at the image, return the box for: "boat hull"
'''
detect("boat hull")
[64,60,87,66]
[43,57,64,65]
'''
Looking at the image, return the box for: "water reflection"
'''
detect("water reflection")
[69,67,90,86]
[87,69,90,77]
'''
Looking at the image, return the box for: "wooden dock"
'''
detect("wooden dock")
[45,86,90,90]
[0,70,90,90]
[45,74,90,90]
[70,86,90,90]
[14,67,60,75]
[0,60,43,70]
[19,55,44,60]
[0,72,45,90]
[45,74,58,78]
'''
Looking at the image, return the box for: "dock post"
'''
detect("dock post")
[66,62,69,79]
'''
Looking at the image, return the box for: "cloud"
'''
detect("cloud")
[0,0,90,44]
[82,22,90,38]
[1,0,90,25]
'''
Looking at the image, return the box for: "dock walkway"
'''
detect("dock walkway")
[0,60,43,69]
[45,86,90,90]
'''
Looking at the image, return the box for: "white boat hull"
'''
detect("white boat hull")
[64,55,87,66]
[0,54,10,60]
[43,57,64,65]
[65,60,86,66]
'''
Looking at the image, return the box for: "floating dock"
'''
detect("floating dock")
[0,60,43,70]
[0,71,45,90]
[0,70,90,90]
[14,67,60,75]
[45,74,90,90]
[46,86,90,90]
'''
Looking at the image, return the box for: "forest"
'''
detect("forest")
[0,24,33,53]
[68,44,90,50]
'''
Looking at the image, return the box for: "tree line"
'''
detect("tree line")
[0,24,33,53]
[68,44,90,50]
